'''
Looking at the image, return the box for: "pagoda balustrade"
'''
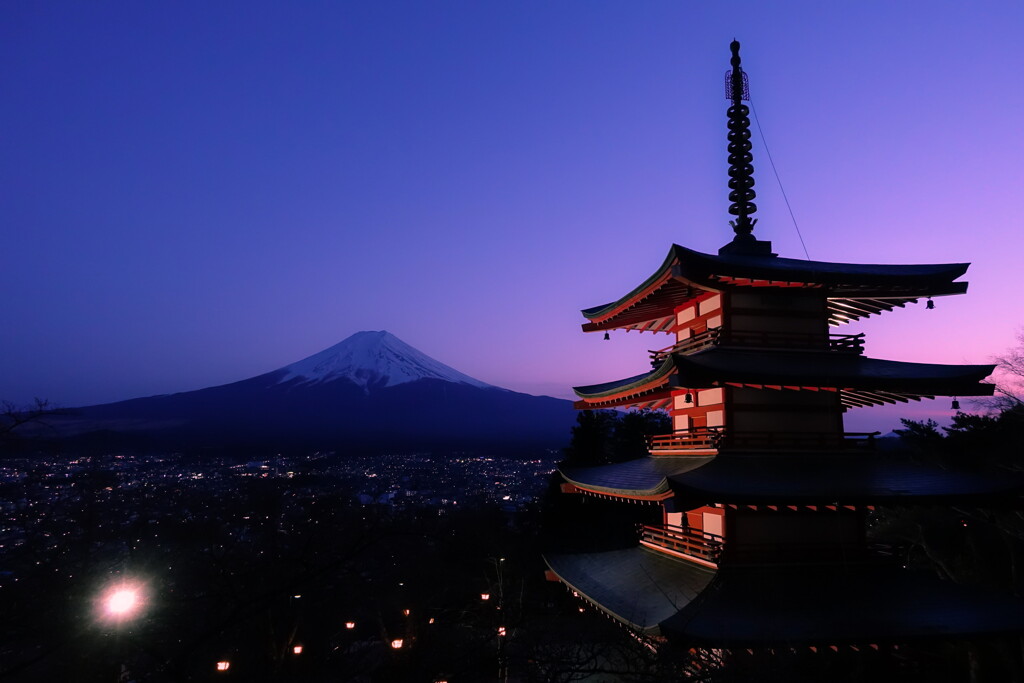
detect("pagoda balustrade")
[648,427,724,453]
[639,523,723,567]
[649,329,864,364]
[648,429,879,455]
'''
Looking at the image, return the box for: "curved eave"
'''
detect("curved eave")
[581,249,713,333]
[675,244,971,289]
[544,547,716,635]
[662,564,1024,645]
[673,349,996,403]
[560,455,714,499]
[667,455,1024,506]
[573,357,676,408]
[581,243,971,332]
[828,282,968,326]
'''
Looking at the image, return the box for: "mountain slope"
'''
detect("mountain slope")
[53,331,577,452]
[278,330,493,390]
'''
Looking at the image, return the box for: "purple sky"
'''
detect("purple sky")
[2,2,1022,434]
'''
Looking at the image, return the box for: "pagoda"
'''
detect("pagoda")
[544,41,1024,674]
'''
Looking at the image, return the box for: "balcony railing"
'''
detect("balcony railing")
[647,427,723,454]
[649,329,865,364]
[647,429,879,455]
[639,523,723,566]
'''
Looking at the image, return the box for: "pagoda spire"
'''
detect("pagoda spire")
[720,40,774,257]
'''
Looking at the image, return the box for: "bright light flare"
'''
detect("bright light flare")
[97,580,148,623]
[106,589,139,615]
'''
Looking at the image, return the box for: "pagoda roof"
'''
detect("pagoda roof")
[543,547,715,634]
[662,564,1024,645]
[667,454,1022,506]
[573,349,994,409]
[561,455,713,498]
[572,356,676,409]
[582,244,970,331]
[675,349,995,405]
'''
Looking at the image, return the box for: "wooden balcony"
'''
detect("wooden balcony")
[647,427,723,455]
[648,329,864,364]
[639,523,723,568]
[648,429,879,455]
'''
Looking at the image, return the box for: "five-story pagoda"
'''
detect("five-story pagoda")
[544,41,1024,669]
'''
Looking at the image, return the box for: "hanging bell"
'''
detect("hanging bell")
[603,332,610,341]
[951,398,960,410]
[684,392,693,404]
[926,298,935,310]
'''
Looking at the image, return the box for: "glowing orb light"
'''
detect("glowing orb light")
[216,661,230,671]
[390,639,404,649]
[106,588,139,616]
[97,580,148,623]
[292,645,303,655]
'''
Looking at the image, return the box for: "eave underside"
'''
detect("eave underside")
[573,350,994,410]
[677,350,995,401]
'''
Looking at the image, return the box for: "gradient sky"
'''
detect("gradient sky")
[2,1,1022,434]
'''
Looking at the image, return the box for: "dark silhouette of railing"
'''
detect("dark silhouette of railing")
[647,429,879,455]
[649,328,865,364]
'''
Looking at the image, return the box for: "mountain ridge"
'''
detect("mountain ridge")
[40,331,576,453]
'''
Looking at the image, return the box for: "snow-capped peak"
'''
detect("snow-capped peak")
[277,331,493,390]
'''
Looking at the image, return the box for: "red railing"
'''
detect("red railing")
[647,429,879,454]
[649,329,864,363]
[639,524,723,566]
[647,428,723,454]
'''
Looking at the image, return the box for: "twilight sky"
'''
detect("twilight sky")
[2,1,1022,434]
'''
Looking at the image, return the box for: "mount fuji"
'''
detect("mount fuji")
[51,331,577,453]
[278,331,493,391]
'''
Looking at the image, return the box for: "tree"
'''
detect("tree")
[0,398,54,450]
[560,409,671,467]
[991,330,1024,410]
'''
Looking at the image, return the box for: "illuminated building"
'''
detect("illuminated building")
[544,41,1024,670]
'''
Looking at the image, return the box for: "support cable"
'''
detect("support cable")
[750,101,811,260]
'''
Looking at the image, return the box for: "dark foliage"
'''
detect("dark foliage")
[560,409,670,467]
